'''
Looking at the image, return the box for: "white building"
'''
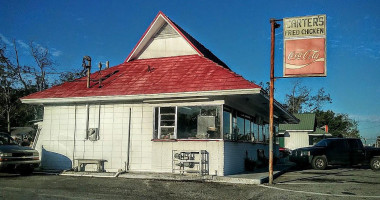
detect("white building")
[279,113,331,150]
[22,12,297,176]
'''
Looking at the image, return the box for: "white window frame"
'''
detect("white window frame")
[158,107,177,139]
[155,105,223,140]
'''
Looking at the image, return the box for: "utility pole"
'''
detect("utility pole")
[269,18,281,185]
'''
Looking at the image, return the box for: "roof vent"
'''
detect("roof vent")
[82,56,91,88]
[147,65,155,72]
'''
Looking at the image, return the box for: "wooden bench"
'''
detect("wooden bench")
[75,159,107,172]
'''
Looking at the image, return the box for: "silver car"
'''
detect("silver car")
[0,132,40,175]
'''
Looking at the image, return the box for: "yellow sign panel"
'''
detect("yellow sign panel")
[284,15,326,38]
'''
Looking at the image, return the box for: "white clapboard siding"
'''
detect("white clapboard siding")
[284,131,310,150]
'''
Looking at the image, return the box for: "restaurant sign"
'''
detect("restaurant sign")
[283,15,326,77]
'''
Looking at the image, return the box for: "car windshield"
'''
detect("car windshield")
[0,133,18,145]
[314,139,331,147]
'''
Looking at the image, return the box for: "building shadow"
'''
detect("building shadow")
[41,147,72,170]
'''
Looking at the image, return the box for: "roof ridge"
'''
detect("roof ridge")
[167,18,230,70]
[196,56,260,88]
[125,11,230,70]
[128,54,200,62]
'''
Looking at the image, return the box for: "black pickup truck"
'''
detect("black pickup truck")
[290,138,380,170]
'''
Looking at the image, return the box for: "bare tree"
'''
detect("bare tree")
[309,88,332,112]
[0,39,55,132]
[0,42,17,132]
[284,80,331,113]
[12,40,30,90]
[251,80,270,94]
[285,81,311,113]
[29,41,53,91]
[53,69,86,85]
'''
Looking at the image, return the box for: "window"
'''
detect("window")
[258,124,263,142]
[329,140,347,150]
[253,122,259,142]
[263,124,269,143]
[157,105,274,144]
[223,110,232,140]
[177,106,220,139]
[232,112,238,140]
[154,105,221,140]
[348,139,363,150]
[250,121,256,142]
[236,116,244,140]
[315,139,330,147]
[221,105,272,143]
[245,118,251,141]
[0,133,18,145]
[309,135,322,145]
[158,107,176,139]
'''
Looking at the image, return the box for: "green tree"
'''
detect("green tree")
[315,110,360,138]
[283,81,359,138]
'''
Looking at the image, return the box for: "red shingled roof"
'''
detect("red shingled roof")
[22,55,260,100]
[22,11,261,100]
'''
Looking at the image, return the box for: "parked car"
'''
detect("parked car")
[290,138,380,171]
[279,147,291,158]
[0,132,40,175]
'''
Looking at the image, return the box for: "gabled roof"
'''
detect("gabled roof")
[279,113,316,131]
[126,11,229,69]
[22,11,259,102]
[21,55,260,101]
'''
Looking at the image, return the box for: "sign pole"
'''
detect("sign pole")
[269,18,281,185]
[268,14,326,184]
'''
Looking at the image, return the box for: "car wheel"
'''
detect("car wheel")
[370,157,380,171]
[312,156,327,170]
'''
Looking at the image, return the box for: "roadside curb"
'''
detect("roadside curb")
[214,163,295,184]
[55,163,295,185]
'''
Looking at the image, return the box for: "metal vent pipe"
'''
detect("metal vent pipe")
[82,56,92,88]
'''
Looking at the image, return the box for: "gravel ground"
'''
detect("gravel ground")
[0,168,379,200]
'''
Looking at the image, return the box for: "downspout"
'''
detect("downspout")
[72,105,77,168]
[83,104,89,158]
[98,104,101,140]
[86,104,89,139]
[126,107,132,171]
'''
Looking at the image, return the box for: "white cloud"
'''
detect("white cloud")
[16,40,29,49]
[1,35,63,57]
[31,43,62,57]
[51,49,62,57]
[0,33,13,46]
[32,42,47,52]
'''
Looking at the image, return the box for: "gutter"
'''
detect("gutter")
[21,88,261,104]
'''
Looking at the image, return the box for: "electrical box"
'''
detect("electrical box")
[87,128,99,141]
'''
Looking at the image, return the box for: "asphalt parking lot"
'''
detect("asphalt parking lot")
[0,168,379,199]
[272,167,380,198]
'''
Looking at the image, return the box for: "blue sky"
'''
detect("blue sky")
[1,0,379,143]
